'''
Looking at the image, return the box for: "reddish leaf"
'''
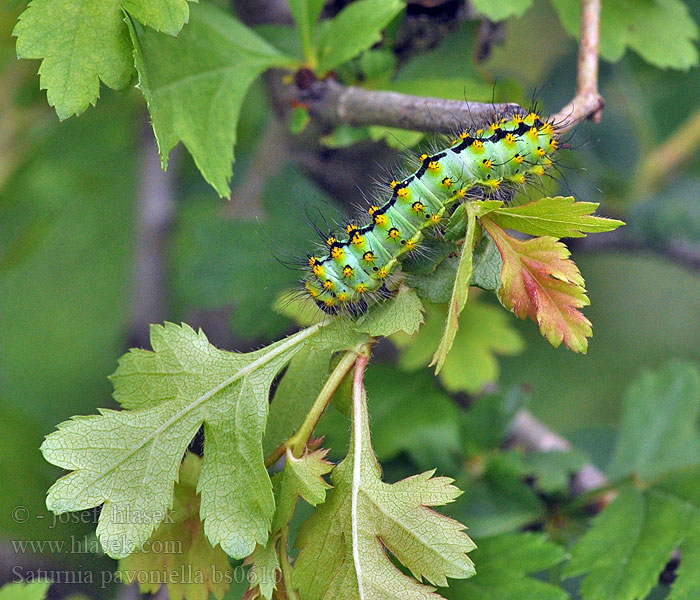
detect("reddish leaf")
[480,218,592,353]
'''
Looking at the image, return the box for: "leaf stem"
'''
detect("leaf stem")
[266,345,367,466]
[279,526,299,600]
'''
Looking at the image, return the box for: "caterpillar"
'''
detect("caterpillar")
[303,111,560,313]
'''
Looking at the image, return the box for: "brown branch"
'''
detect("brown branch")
[509,409,614,505]
[296,76,522,134]
[550,0,604,132]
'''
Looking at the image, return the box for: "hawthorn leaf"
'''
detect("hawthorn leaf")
[294,373,475,599]
[480,218,591,353]
[668,514,700,599]
[471,233,502,292]
[288,0,325,62]
[407,256,458,304]
[0,582,51,600]
[489,197,625,239]
[355,286,425,337]
[41,321,323,559]
[430,204,478,373]
[118,453,231,600]
[564,485,688,600]
[470,0,534,22]
[316,0,405,72]
[243,540,281,600]
[122,0,193,36]
[271,448,333,533]
[550,0,699,70]
[13,0,134,120]
[446,532,568,600]
[398,301,524,393]
[129,3,294,197]
[607,361,700,480]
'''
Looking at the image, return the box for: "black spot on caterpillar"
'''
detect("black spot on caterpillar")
[303,112,560,313]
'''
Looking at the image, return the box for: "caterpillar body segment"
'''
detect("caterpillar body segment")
[304,112,558,312]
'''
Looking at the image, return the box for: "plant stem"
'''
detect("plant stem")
[279,526,299,600]
[265,346,363,467]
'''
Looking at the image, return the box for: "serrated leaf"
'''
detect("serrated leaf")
[481,218,591,353]
[607,361,700,481]
[551,0,699,70]
[489,197,625,239]
[271,448,333,533]
[0,582,50,600]
[407,255,459,304]
[118,453,231,600]
[564,485,688,600]
[41,321,324,559]
[355,286,425,337]
[243,540,281,600]
[471,233,502,292]
[316,0,405,72]
[471,0,534,21]
[398,301,524,394]
[668,515,700,599]
[294,371,475,599]
[13,0,196,119]
[129,3,293,197]
[13,0,134,119]
[446,532,568,600]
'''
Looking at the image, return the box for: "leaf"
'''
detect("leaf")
[294,368,475,599]
[0,582,51,600]
[398,301,524,394]
[489,197,625,239]
[471,233,502,292]
[470,0,534,22]
[480,218,591,353]
[288,0,325,63]
[564,485,688,600]
[118,453,232,600]
[122,0,193,36]
[42,321,324,559]
[355,286,425,337]
[316,0,405,72]
[446,533,568,600]
[607,361,700,481]
[271,448,333,533]
[407,256,459,304]
[523,449,589,494]
[13,0,134,119]
[550,0,699,70]
[430,204,477,372]
[243,540,281,600]
[129,3,293,197]
[669,517,700,600]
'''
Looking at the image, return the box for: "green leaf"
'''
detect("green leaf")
[550,0,699,70]
[447,533,568,600]
[0,582,51,600]
[669,516,700,599]
[13,0,134,119]
[355,286,425,337]
[471,0,534,22]
[430,204,477,372]
[489,197,625,239]
[263,346,333,456]
[564,485,688,600]
[271,448,333,533]
[471,233,502,292]
[42,322,324,559]
[243,540,281,600]
[607,361,700,481]
[289,0,325,63]
[294,371,475,599]
[398,301,525,394]
[118,453,232,600]
[316,0,405,72]
[129,3,293,197]
[523,449,589,494]
[407,255,459,304]
[122,0,193,35]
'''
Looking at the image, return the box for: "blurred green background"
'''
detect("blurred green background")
[2,0,700,598]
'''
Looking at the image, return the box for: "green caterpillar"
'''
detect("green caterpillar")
[304,111,559,312]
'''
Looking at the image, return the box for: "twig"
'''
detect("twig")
[509,409,613,503]
[550,0,604,132]
[297,76,522,134]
